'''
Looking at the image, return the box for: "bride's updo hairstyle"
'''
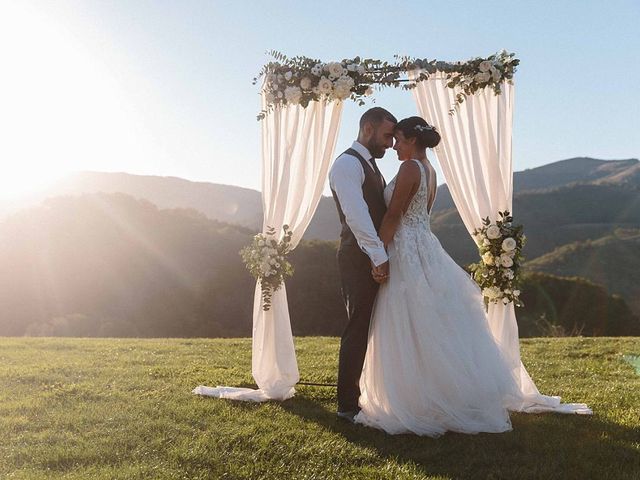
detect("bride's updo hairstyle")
[395,116,441,149]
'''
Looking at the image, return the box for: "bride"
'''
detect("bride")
[354,116,522,436]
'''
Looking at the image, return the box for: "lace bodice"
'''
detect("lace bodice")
[384,159,437,230]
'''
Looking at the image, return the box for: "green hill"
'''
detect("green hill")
[526,229,640,315]
[1,193,637,338]
[431,183,640,265]
[0,337,638,479]
[519,271,640,336]
[0,193,255,337]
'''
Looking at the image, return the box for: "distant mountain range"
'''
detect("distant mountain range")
[1,156,638,315]
[3,157,638,240]
[432,157,640,212]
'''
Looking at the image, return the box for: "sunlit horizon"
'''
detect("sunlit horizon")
[1,1,638,203]
[0,2,167,202]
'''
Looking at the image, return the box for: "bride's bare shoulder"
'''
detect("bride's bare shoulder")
[397,160,421,180]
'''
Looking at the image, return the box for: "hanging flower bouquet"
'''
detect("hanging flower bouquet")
[468,211,526,307]
[240,225,294,311]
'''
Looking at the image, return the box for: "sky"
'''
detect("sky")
[1,0,639,200]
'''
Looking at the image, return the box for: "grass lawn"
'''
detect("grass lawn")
[0,337,638,479]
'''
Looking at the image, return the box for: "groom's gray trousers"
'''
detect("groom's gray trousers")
[331,148,387,413]
[336,245,380,412]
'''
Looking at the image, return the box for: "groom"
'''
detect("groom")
[329,107,397,422]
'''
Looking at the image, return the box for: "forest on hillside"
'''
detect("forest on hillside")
[1,193,638,338]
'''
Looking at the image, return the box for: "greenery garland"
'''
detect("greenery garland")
[254,50,519,119]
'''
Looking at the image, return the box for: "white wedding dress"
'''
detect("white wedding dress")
[355,159,522,436]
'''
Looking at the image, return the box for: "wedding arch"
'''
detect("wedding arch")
[194,51,591,414]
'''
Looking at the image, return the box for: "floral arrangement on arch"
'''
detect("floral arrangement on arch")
[468,211,526,307]
[255,50,519,119]
[240,225,294,311]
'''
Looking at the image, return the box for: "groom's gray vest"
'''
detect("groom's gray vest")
[331,148,387,252]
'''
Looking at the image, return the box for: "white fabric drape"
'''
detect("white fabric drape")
[411,71,591,414]
[193,98,344,402]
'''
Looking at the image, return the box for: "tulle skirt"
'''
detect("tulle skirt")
[355,223,521,436]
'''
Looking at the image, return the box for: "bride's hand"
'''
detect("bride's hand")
[371,261,389,284]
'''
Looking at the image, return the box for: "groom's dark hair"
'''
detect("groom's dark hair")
[359,107,397,130]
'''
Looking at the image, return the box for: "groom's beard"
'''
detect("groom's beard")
[369,143,387,159]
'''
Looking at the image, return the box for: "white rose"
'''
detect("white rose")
[284,86,302,105]
[317,77,333,95]
[332,75,354,99]
[284,71,293,81]
[502,237,517,252]
[357,65,366,75]
[479,60,492,72]
[482,252,494,265]
[336,75,354,88]
[332,86,351,100]
[503,269,514,279]
[474,72,491,83]
[486,225,501,239]
[277,91,283,98]
[500,254,514,268]
[299,77,312,90]
[513,290,520,296]
[327,62,344,78]
[483,286,501,299]
[483,238,491,246]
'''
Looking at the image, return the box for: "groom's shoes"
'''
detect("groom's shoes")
[336,410,359,424]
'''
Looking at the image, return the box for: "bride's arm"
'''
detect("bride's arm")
[379,161,421,247]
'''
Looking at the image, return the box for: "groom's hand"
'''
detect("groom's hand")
[371,261,390,284]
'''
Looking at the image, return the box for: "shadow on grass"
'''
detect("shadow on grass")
[279,395,640,480]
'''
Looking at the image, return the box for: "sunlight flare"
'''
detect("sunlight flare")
[0,2,144,201]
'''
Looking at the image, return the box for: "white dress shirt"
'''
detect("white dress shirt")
[329,141,388,267]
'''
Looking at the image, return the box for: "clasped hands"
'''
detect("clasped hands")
[371,260,390,284]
